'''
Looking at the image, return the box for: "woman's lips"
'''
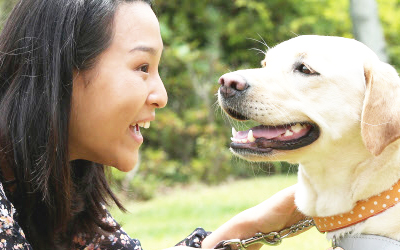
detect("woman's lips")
[129,124,144,143]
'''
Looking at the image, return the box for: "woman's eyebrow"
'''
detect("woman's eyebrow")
[129,45,158,55]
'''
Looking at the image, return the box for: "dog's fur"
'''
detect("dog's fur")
[218,35,400,240]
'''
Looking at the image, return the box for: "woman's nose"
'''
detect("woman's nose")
[147,74,168,108]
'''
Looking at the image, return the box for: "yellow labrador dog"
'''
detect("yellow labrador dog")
[218,35,400,249]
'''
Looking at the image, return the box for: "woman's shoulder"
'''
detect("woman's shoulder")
[0,181,7,199]
[0,181,33,249]
[0,180,141,250]
[0,180,17,222]
[73,205,143,250]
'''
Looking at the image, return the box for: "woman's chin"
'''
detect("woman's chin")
[115,165,137,172]
[113,155,139,172]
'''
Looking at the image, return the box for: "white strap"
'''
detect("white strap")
[336,234,400,250]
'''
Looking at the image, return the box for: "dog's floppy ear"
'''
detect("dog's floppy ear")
[361,60,400,156]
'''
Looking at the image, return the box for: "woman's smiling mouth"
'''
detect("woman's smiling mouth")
[129,121,151,143]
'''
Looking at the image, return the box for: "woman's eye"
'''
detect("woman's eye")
[296,64,318,75]
[138,64,149,73]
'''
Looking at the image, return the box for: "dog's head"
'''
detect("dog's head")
[218,35,400,162]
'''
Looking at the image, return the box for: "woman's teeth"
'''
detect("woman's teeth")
[131,121,151,135]
[135,124,140,133]
[138,121,151,129]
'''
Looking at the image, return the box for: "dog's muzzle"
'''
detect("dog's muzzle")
[218,73,251,120]
[218,73,249,99]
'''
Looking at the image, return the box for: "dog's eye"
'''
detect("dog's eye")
[299,65,312,74]
[296,64,318,75]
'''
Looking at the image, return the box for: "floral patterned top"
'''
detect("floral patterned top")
[0,182,209,249]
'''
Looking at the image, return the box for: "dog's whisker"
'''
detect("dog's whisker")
[249,47,267,56]
[261,101,292,125]
[290,31,300,37]
[273,104,294,124]
[358,119,391,126]
[211,100,220,111]
[247,35,270,50]
[257,34,270,50]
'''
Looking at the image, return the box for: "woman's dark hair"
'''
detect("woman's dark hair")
[0,0,152,249]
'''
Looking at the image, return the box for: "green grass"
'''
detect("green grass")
[111,175,331,249]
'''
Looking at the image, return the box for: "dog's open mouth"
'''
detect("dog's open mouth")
[230,122,320,154]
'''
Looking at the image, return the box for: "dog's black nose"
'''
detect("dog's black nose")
[218,73,249,98]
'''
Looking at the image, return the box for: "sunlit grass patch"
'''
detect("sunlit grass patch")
[111,175,330,249]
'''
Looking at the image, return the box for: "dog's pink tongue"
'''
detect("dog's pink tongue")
[235,125,287,139]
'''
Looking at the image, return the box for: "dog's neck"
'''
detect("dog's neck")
[294,137,400,218]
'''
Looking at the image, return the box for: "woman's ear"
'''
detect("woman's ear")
[361,60,400,156]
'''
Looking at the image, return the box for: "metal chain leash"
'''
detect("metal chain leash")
[214,218,315,250]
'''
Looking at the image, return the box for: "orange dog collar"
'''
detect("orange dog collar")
[313,180,400,232]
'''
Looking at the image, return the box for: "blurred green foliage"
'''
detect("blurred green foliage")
[1,0,400,199]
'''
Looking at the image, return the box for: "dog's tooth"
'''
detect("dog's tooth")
[138,122,144,128]
[284,130,293,137]
[291,123,303,133]
[248,130,256,142]
[232,127,238,137]
[144,121,151,129]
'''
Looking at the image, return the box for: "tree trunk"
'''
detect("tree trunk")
[350,0,388,62]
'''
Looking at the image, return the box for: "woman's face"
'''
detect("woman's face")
[69,2,167,172]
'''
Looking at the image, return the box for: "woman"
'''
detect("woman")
[0,0,305,249]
